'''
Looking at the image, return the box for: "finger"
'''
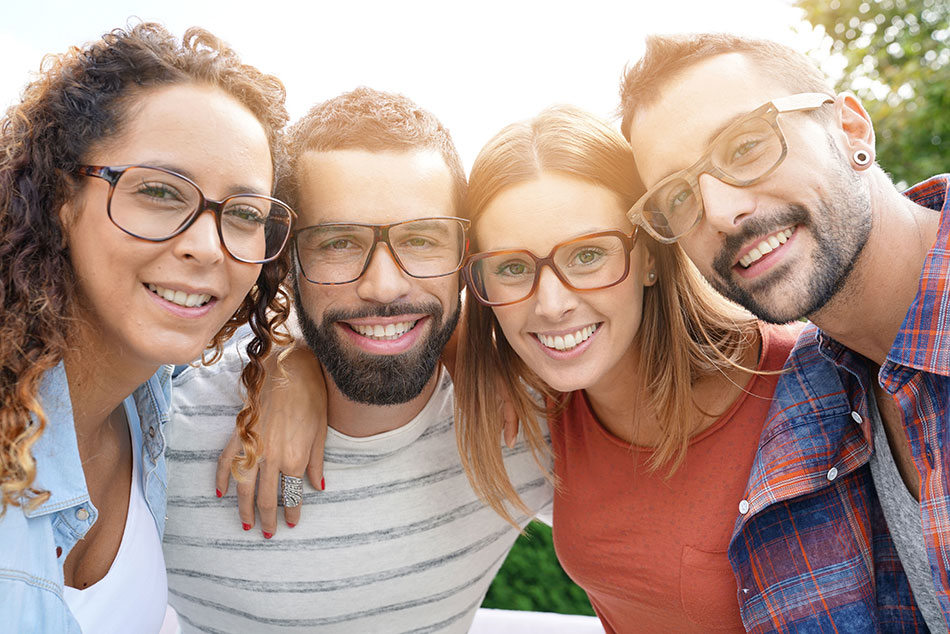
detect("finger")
[284,502,301,528]
[235,462,258,531]
[503,402,519,449]
[257,462,280,538]
[306,413,329,492]
[215,432,244,498]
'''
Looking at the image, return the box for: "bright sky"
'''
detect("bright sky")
[1,0,823,171]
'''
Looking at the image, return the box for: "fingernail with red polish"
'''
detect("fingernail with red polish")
[242,523,252,531]
[320,477,325,491]
[215,489,223,498]
[263,531,273,539]
[287,522,296,528]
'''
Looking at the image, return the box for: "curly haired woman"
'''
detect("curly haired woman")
[0,23,294,633]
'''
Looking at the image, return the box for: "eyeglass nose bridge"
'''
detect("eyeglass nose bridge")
[352,224,413,280]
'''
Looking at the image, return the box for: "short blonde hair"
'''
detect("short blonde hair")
[454,106,758,526]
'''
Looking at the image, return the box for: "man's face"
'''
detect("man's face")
[292,149,461,405]
[627,53,871,323]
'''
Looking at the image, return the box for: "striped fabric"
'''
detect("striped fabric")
[728,175,950,633]
[163,338,553,633]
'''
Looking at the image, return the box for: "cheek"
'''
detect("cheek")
[491,305,531,353]
[224,261,263,310]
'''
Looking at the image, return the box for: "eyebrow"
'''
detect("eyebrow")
[700,108,757,149]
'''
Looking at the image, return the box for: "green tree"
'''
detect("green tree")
[483,521,595,615]
[797,0,949,186]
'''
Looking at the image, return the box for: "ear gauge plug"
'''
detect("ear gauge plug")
[853,150,871,166]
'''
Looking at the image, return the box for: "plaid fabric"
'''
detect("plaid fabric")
[729,175,950,634]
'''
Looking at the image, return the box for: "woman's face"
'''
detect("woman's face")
[475,172,654,393]
[64,83,271,371]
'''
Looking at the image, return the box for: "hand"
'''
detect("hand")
[216,344,328,537]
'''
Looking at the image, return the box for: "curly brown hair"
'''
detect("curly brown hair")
[0,22,291,513]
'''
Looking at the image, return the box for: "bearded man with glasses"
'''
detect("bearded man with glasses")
[159,87,558,634]
[621,33,950,633]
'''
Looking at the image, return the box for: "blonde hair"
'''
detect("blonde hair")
[454,105,759,526]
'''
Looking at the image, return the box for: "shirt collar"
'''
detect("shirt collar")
[886,175,950,377]
[25,362,90,518]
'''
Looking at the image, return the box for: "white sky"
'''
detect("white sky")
[0,0,823,172]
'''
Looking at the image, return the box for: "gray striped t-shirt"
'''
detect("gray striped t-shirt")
[163,341,553,633]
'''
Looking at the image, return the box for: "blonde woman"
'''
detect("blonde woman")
[455,106,800,632]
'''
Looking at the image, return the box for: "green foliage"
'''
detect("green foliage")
[482,521,596,615]
[797,0,950,186]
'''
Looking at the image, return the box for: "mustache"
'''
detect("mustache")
[322,302,442,323]
[713,205,809,273]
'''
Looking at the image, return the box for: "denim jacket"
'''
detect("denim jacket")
[0,362,172,633]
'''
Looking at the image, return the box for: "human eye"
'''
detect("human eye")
[663,183,696,213]
[491,257,533,281]
[135,180,188,206]
[224,205,266,225]
[568,246,606,268]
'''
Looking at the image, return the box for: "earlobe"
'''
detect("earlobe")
[642,248,657,287]
[836,94,876,171]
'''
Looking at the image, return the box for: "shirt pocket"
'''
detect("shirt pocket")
[679,544,746,632]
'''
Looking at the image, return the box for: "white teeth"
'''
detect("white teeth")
[536,324,598,351]
[738,228,794,268]
[147,283,212,308]
[351,320,416,340]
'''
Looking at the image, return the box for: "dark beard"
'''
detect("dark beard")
[293,279,459,406]
[708,172,871,323]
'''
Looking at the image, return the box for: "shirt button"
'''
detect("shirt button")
[851,411,862,423]
[925,444,935,468]
[75,508,90,521]
[827,467,839,481]
[739,499,750,514]
[55,546,63,558]
[148,427,156,438]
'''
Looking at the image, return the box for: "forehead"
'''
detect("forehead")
[90,83,274,196]
[475,172,631,252]
[296,149,455,226]
[627,53,793,187]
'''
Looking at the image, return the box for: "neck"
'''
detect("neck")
[62,324,156,440]
[810,175,940,364]
[325,366,440,438]
[583,345,651,445]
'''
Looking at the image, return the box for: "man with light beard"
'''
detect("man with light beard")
[620,33,950,633]
[160,87,554,634]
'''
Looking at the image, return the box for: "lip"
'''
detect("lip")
[733,227,797,278]
[144,283,219,318]
[530,322,601,360]
[338,314,429,355]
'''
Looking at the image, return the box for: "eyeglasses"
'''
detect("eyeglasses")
[626,92,834,243]
[463,229,639,307]
[77,165,295,263]
[294,216,470,284]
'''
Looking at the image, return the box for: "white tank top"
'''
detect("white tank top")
[64,399,168,633]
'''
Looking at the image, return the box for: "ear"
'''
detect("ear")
[641,244,657,287]
[835,93,876,171]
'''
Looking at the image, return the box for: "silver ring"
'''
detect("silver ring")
[279,473,304,508]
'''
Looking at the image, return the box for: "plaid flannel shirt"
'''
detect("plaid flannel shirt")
[729,175,950,634]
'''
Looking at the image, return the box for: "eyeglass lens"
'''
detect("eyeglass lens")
[469,234,629,305]
[642,116,783,240]
[109,167,291,262]
[296,218,467,283]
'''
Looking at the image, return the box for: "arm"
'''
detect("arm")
[215,343,327,537]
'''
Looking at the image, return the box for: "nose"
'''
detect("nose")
[697,173,757,233]
[172,209,226,265]
[356,244,412,304]
[533,266,577,321]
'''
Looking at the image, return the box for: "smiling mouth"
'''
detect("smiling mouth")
[738,228,795,269]
[348,320,419,341]
[535,324,599,351]
[147,283,213,308]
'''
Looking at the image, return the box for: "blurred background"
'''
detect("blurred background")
[3,0,947,619]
